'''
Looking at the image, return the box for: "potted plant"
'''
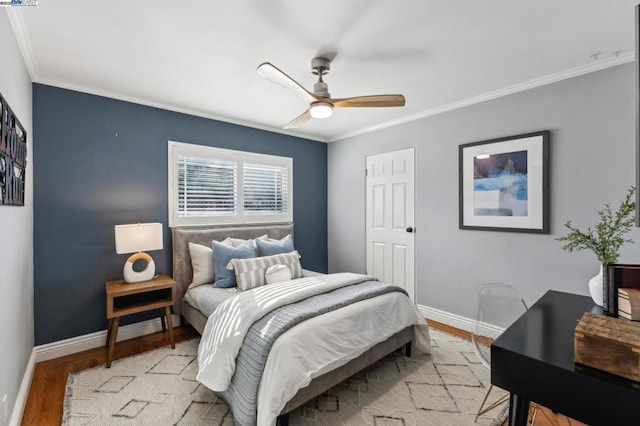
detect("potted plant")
[556,186,636,306]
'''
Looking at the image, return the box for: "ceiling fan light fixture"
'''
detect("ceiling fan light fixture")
[309,102,333,119]
[257,58,405,129]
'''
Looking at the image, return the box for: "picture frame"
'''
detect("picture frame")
[459,130,549,233]
[0,92,27,207]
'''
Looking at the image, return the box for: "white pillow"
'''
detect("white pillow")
[265,264,292,284]
[188,242,214,288]
[227,251,302,291]
[222,234,269,256]
[222,236,248,247]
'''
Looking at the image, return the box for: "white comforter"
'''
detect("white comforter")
[197,273,430,426]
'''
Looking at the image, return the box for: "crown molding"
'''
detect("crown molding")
[7,6,633,145]
[330,51,635,142]
[6,7,37,80]
[6,8,326,143]
[32,76,328,143]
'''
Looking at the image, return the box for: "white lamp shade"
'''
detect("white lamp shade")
[114,223,163,254]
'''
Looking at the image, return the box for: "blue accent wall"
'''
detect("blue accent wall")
[33,84,327,345]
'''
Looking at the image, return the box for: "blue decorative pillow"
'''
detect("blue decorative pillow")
[212,241,254,288]
[256,234,295,257]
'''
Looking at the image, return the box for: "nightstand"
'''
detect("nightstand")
[105,274,176,367]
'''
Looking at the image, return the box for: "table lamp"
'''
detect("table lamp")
[114,223,163,283]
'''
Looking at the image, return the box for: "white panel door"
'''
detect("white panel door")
[366,147,415,301]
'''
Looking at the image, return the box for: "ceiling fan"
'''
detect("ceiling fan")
[257,57,405,129]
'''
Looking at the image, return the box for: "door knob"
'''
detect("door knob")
[406,227,414,233]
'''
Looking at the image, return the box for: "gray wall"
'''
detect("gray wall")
[0,9,34,423]
[328,63,640,320]
[33,85,327,345]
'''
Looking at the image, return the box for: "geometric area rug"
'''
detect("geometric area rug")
[62,329,508,425]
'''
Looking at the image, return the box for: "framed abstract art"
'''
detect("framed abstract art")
[459,131,549,233]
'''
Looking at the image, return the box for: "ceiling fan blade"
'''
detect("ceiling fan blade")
[257,62,318,104]
[284,109,312,129]
[332,94,405,108]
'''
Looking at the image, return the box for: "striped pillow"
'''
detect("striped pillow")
[226,251,302,291]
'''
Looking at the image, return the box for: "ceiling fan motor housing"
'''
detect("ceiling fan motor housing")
[314,81,330,98]
[311,57,330,74]
[312,57,331,98]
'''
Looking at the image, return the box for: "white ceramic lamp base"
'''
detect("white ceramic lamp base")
[123,252,156,283]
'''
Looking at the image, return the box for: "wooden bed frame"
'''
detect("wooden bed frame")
[171,222,413,425]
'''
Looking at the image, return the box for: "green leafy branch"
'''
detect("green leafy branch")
[556,186,636,265]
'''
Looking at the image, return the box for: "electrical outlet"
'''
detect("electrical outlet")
[2,394,7,426]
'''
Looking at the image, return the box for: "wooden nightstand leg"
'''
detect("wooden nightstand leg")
[106,318,114,347]
[160,309,167,332]
[107,317,120,368]
[165,306,175,349]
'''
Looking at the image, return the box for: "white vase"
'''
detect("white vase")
[588,265,604,306]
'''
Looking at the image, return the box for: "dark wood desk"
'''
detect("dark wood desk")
[492,290,640,426]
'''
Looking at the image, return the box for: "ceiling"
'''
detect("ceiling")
[6,0,638,142]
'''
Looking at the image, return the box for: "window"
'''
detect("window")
[168,141,292,227]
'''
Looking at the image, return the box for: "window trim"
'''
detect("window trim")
[168,141,293,227]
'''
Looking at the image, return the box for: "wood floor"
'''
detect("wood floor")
[21,325,199,425]
[21,320,583,426]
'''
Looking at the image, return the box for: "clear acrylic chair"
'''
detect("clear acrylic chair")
[471,283,529,423]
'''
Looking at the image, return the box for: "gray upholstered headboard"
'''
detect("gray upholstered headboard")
[171,222,294,315]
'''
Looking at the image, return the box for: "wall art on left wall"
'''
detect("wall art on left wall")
[0,91,27,206]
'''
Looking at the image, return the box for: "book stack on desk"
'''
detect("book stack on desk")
[618,288,640,320]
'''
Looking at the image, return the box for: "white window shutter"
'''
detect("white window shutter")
[169,141,293,227]
[243,163,289,215]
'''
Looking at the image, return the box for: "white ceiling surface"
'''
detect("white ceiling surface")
[7,1,638,142]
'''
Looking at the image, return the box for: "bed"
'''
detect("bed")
[172,223,430,426]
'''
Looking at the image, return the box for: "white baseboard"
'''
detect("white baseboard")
[417,304,504,339]
[9,348,36,426]
[418,304,476,332]
[35,314,180,363]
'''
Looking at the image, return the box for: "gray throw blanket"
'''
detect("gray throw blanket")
[220,280,408,425]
